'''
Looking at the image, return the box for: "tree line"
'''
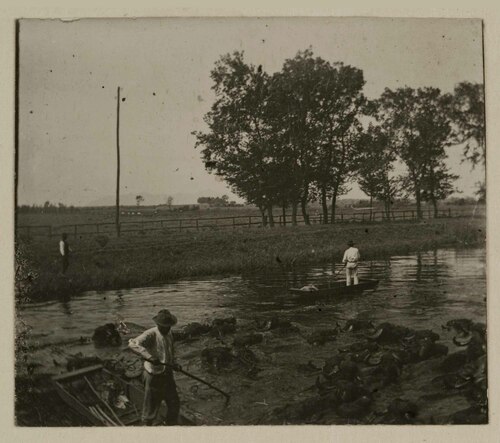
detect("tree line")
[193,49,485,226]
[17,201,77,213]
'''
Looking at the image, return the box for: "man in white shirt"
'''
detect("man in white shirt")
[59,233,71,274]
[129,309,181,425]
[342,240,360,286]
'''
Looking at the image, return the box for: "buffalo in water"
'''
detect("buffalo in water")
[92,323,122,348]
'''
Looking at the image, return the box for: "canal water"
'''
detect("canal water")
[19,247,486,347]
[17,247,486,424]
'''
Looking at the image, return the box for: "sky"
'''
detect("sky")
[18,17,485,206]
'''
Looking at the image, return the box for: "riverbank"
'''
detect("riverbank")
[15,315,487,425]
[16,217,485,302]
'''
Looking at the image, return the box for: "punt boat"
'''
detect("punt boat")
[52,364,195,426]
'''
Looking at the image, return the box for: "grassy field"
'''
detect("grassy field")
[16,203,484,227]
[16,215,485,302]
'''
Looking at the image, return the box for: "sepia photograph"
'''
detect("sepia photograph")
[14,17,486,427]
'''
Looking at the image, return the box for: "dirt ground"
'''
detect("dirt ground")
[15,314,487,426]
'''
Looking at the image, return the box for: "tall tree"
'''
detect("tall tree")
[377,87,456,219]
[450,82,485,167]
[450,81,485,201]
[420,162,459,217]
[193,52,279,227]
[268,49,326,225]
[312,62,366,223]
[357,124,399,220]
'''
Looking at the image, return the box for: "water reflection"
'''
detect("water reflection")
[20,247,486,349]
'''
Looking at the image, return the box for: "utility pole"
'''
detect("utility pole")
[116,86,121,237]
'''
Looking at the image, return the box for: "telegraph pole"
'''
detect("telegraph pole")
[116,86,121,237]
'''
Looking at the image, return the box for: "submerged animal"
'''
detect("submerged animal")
[210,317,237,336]
[342,319,375,333]
[174,322,211,341]
[233,332,264,347]
[365,323,411,344]
[443,318,474,334]
[440,350,469,372]
[307,328,339,346]
[201,346,234,371]
[92,323,122,348]
[259,316,299,333]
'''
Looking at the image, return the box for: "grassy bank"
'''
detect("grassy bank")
[16,217,485,302]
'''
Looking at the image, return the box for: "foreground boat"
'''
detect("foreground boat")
[52,364,195,426]
[289,279,379,300]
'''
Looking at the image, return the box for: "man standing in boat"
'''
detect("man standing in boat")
[342,240,360,286]
[59,232,71,274]
[129,309,181,426]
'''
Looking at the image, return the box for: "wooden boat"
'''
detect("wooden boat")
[52,364,195,426]
[289,279,379,300]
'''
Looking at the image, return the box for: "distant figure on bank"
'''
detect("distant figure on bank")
[59,233,71,274]
[128,309,181,426]
[342,240,360,286]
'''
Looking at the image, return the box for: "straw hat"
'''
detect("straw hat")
[153,309,178,327]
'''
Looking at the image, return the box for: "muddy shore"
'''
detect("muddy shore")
[15,313,487,426]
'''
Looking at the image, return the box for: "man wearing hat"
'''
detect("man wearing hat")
[342,240,360,286]
[129,309,181,425]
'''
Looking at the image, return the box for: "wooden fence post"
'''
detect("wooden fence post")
[232,217,236,229]
[74,225,77,239]
[96,224,100,234]
[48,226,52,238]
[248,216,252,228]
[196,219,199,231]
[179,220,182,232]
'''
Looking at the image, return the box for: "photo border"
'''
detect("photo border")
[1,1,498,442]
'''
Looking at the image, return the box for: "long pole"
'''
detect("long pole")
[116,86,121,237]
[134,355,230,402]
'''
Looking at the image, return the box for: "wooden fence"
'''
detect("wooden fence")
[16,207,483,240]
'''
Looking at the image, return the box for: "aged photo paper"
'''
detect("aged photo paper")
[1,1,499,442]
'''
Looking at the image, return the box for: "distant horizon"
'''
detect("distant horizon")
[16,195,480,209]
